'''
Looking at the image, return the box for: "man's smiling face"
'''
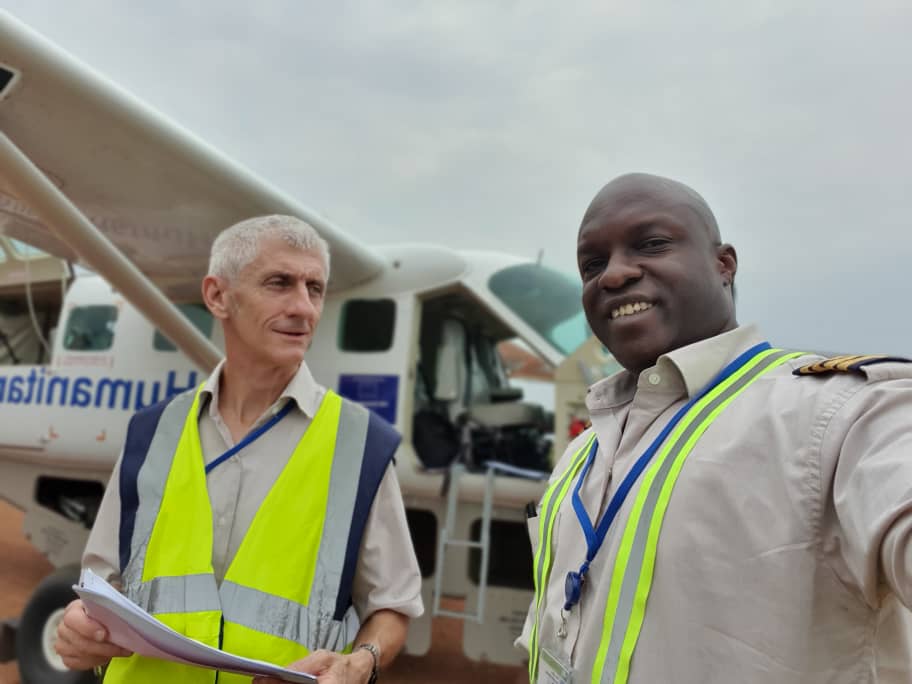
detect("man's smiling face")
[577,175,738,375]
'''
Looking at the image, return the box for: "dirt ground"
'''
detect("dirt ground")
[0,501,526,684]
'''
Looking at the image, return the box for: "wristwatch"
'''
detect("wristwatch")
[354,642,380,684]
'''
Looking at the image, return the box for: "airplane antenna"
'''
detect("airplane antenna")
[536,248,544,265]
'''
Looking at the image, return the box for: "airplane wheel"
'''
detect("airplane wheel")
[17,565,99,684]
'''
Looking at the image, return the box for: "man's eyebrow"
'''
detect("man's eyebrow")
[260,268,326,283]
[630,216,689,235]
[578,220,663,244]
[628,221,661,234]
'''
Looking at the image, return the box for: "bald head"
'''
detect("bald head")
[582,173,721,244]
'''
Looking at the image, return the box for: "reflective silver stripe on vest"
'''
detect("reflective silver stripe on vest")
[220,581,360,651]
[535,436,594,592]
[133,574,222,614]
[529,433,595,680]
[311,399,368,602]
[599,349,795,682]
[122,389,199,601]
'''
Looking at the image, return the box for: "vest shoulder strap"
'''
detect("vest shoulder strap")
[334,399,401,620]
[118,390,190,573]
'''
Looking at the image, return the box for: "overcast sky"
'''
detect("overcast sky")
[5,1,911,355]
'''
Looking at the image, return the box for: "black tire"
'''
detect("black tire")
[17,565,99,684]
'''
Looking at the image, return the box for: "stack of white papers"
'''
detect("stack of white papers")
[74,569,317,683]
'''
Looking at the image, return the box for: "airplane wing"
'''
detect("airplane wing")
[0,10,386,302]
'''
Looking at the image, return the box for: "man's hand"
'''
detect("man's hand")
[253,648,374,684]
[54,599,132,671]
[253,609,407,683]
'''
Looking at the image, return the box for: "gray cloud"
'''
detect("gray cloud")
[5,0,911,353]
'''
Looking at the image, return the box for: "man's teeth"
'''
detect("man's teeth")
[610,302,653,319]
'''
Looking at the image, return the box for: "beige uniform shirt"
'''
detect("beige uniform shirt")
[84,360,424,621]
[517,325,912,683]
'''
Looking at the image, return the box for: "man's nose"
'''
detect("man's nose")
[287,287,318,318]
[597,255,642,290]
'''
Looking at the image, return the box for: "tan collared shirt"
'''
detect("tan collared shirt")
[84,360,423,621]
[518,325,912,683]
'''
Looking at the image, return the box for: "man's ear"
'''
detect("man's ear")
[717,243,737,287]
[202,275,230,320]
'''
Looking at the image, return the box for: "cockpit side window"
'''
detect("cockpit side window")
[488,263,588,356]
[63,305,118,351]
[338,299,396,352]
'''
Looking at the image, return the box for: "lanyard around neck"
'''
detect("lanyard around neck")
[563,341,772,611]
[205,400,295,475]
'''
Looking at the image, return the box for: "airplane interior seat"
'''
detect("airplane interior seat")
[463,401,546,431]
[411,316,465,470]
[432,318,470,423]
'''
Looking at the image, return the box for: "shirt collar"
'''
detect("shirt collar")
[662,324,764,398]
[586,324,764,411]
[199,359,324,420]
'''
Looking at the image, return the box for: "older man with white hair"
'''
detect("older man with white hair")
[55,215,423,684]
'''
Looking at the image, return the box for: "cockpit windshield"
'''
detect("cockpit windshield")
[488,263,589,357]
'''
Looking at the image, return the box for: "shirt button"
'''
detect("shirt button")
[218,516,227,526]
[648,373,661,385]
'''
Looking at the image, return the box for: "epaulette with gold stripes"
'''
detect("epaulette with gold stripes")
[793,354,911,376]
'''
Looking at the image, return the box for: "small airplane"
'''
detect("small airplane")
[0,11,617,684]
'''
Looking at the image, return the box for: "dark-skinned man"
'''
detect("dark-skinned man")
[517,173,912,683]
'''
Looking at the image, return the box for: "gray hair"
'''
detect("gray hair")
[208,215,331,282]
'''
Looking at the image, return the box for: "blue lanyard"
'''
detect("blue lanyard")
[563,341,772,611]
[205,400,295,475]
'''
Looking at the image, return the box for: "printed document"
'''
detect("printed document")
[73,569,317,683]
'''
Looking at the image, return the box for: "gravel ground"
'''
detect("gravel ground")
[0,501,526,684]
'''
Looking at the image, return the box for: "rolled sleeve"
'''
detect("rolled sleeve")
[81,451,124,585]
[351,465,424,620]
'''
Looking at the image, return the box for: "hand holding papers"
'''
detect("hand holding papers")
[73,569,317,683]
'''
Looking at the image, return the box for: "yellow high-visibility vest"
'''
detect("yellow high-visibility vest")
[104,386,399,684]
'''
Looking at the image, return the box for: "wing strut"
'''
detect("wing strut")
[0,131,222,372]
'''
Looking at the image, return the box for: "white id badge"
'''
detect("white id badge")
[537,645,573,684]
